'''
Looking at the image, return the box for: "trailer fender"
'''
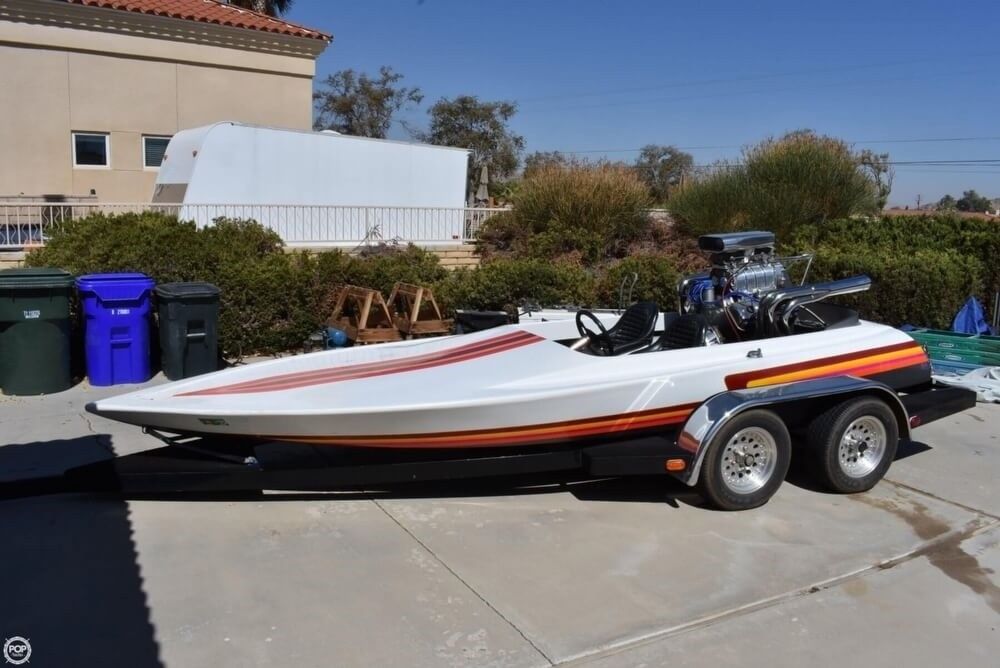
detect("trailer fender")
[675,376,910,486]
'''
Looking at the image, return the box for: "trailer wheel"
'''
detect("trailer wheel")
[698,409,791,511]
[806,396,898,493]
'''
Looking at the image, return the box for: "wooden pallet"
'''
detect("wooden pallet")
[389,282,453,337]
[328,285,402,344]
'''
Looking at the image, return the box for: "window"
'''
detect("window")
[72,132,110,168]
[143,135,171,169]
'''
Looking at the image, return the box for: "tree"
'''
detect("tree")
[227,0,293,16]
[634,144,694,203]
[522,151,572,178]
[956,189,992,213]
[415,96,525,187]
[857,149,894,209]
[313,67,423,138]
[937,194,957,210]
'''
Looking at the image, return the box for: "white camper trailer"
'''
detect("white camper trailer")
[152,122,471,246]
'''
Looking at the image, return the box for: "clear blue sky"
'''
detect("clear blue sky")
[287,0,1000,206]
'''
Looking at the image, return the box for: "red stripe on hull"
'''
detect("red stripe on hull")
[179,331,542,396]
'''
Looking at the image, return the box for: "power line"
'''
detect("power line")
[552,137,1000,156]
[895,169,1000,175]
[518,67,991,114]
[515,51,1000,104]
[887,159,1000,165]
[855,136,1000,144]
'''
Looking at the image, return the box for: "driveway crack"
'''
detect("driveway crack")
[883,478,1000,521]
[553,517,998,667]
[80,413,114,455]
[371,498,554,666]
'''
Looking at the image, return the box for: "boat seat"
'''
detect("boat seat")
[656,313,708,350]
[605,301,660,355]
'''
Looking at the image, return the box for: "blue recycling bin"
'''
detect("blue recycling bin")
[76,273,156,386]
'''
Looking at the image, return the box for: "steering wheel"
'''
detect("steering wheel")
[576,310,615,355]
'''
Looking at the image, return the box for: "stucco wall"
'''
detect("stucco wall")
[0,17,318,202]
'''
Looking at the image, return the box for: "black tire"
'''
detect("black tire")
[697,409,791,511]
[806,396,898,493]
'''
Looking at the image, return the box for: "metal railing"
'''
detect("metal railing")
[0,203,508,250]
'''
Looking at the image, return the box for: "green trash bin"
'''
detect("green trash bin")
[155,282,221,380]
[0,268,75,395]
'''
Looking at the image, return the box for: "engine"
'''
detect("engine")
[678,231,790,340]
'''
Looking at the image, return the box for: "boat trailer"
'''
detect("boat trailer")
[0,383,975,501]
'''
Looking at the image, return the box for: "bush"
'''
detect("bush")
[350,245,449,296]
[807,245,983,328]
[790,214,1000,297]
[27,212,211,281]
[596,255,681,310]
[214,252,322,357]
[668,131,883,240]
[476,162,652,263]
[437,259,596,312]
[27,214,449,358]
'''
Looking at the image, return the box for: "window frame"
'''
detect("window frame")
[71,131,111,170]
[142,134,172,170]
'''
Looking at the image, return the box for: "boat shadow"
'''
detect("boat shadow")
[0,436,163,667]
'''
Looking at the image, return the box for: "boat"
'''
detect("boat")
[73,231,976,509]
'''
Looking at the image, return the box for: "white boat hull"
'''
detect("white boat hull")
[89,319,930,449]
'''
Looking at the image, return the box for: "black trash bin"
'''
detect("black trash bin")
[0,268,75,395]
[155,282,221,380]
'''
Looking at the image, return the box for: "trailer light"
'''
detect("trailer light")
[665,458,686,472]
[909,415,922,428]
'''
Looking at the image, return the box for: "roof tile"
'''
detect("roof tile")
[66,0,331,40]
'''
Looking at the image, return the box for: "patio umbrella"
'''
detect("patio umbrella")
[475,164,489,203]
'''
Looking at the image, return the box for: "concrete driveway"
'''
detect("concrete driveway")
[1,380,998,667]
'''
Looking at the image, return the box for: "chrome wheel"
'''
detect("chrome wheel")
[720,427,778,494]
[838,416,887,478]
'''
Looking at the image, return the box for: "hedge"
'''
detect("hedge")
[790,214,1000,295]
[595,255,681,310]
[27,211,989,357]
[26,213,448,357]
[805,245,983,328]
[437,258,597,312]
[788,214,999,326]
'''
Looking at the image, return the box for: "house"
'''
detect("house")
[0,0,331,202]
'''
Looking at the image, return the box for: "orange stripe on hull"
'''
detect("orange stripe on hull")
[745,351,928,388]
[264,404,700,449]
[730,343,927,390]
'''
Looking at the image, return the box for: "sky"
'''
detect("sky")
[286,0,1000,207]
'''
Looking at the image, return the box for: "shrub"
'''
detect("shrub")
[214,252,322,357]
[308,245,451,327]
[807,245,983,328]
[596,255,681,310]
[437,259,596,312]
[26,212,210,281]
[790,214,1000,315]
[668,131,882,240]
[27,214,449,358]
[350,245,449,296]
[475,162,652,263]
